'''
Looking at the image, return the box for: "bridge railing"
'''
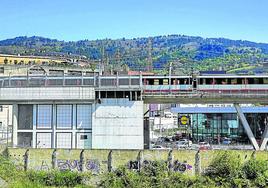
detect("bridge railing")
[0,75,141,89]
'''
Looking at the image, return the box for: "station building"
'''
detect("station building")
[172,105,268,144]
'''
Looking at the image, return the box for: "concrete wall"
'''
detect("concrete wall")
[6,148,268,175]
[92,99,144,149]
[0,87,95,102]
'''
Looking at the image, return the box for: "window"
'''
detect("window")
[77,105,92,129]
[56,105,72,129]
[0,106,2,112]
[37,105,52,129]
[0,122,2,129]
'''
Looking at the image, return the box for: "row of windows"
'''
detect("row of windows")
[36,104,92,129]
[143,78,268,85]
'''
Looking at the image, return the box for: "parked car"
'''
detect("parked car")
[199,142,211,150]
[222,137,232,145]
[176,139,192,149]
[151,145,171,150]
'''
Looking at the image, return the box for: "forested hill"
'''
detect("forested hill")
[1,35,268,74]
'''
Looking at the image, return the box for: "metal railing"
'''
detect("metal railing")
[0,75,141,89]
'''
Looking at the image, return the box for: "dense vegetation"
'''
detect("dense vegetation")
[100,151,268,188]
[1,35,268,74]
[1,151,268,187]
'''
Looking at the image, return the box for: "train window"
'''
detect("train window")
[237,78,242,84]
[263,78,268,84]
[154,79,159,85]
[163,79,169,85]
[248,78,254,84]
[231,79,237,84]
[205,78,213,84]
[148,79,154,85]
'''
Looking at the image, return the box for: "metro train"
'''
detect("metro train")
[142,74,268,93]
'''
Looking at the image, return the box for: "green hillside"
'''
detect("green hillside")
[1,35,268,74]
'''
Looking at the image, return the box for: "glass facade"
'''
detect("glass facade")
[56,105,72,129]
[37,105,52,129]
[77,105,92,129]
[187,113,268,144]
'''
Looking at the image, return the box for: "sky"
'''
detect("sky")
[0,0,268,43]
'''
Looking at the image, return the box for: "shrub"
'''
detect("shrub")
[242,158,268,180]
[27,170,91,187]
[203,151,243,179]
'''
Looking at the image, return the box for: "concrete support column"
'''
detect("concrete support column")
[12,103,18,147]
[234,103,260,150]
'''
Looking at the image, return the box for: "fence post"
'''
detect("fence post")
[52,149,57,169]
[195,150,201,175]
[80,149,85,172]
[251,151,256,159]
[137,150,143,172]
[23,149,29,171]
[108,150,113,172]
[167,150,173,171]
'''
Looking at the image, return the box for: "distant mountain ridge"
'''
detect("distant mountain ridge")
[1,35,268,74]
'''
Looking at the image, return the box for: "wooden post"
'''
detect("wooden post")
[195,150,201,174]
[108,150,113,172]
[52,149,57,169]
[167,150,173,171]
[23,149,29,171]
[79,149,85,172]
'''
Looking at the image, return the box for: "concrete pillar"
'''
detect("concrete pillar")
[108,150,113,172]
[12,103,18,147]
[167,150,173,171]
[80,150,85,172]
[260,124,268,151]
[23,149,29,171]
[52,149,57,169]
[195,150,201,174]
[234,103,260,150]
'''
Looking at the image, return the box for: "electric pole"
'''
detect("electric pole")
[147,38,153,72]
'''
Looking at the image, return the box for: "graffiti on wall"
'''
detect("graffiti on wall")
[57,159,100,173]
[127,159,192,173]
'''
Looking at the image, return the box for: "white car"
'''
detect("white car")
[176,139,192,149]
[151,145,171,150]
